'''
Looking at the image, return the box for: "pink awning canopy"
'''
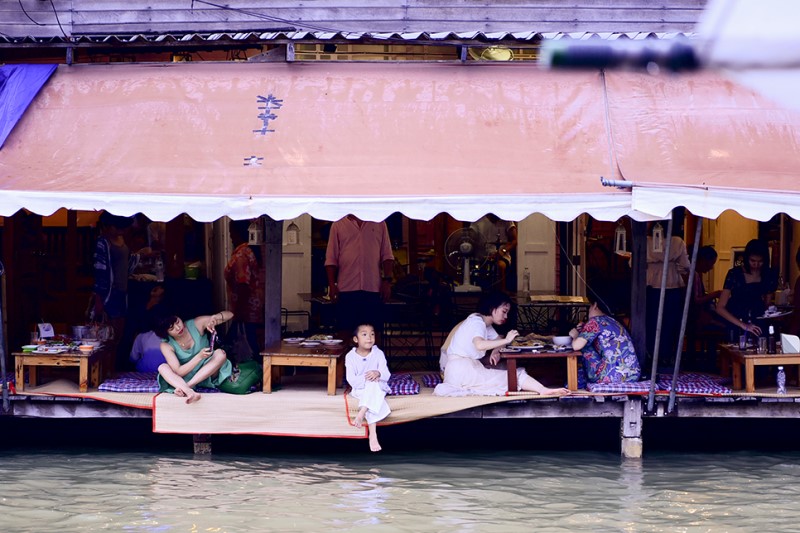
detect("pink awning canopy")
[0,62,628,223]
[606,71,800,221]
[2,62,798,223]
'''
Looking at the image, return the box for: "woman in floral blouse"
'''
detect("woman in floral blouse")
[568,300,641,384]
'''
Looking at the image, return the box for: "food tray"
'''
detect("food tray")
[509,343,546,351]
[306,334,333,341]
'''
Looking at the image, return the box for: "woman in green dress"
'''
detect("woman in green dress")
[154,310,234,403]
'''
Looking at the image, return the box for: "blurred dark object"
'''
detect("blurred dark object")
[543,39,700,73]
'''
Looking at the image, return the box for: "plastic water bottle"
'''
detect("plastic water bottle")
[768,325,777,354]
[522,267,531,293]
[777,366,787,395]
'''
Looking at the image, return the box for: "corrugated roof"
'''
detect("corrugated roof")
[0,30,695,46]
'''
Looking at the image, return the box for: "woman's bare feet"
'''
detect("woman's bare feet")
[174,387,201,404]
[538,387,570,396]
[368,424,382,452]
[185,390,201,404]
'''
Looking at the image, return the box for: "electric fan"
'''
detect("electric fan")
[444,227,488,292]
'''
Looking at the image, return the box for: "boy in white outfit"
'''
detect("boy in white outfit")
[345,323,391,452]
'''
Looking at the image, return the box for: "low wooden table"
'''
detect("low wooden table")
[14,349,103,393]
[499,349,581,392]
[262,340,347,395]
[717,344,800,392]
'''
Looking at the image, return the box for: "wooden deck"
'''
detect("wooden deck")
[6,385,800,458]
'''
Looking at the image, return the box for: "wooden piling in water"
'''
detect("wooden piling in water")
[193,433,212,455]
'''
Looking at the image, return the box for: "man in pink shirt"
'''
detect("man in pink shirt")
[325,215,395,338]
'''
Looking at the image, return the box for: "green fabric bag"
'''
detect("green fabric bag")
[218,360,262,395]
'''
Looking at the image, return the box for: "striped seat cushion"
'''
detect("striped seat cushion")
[98,372,219,393]
[99,372,159,393]
[586,380,653,393]
[388,373,420,395]
[421,373,443,388]
[656,372,732,395]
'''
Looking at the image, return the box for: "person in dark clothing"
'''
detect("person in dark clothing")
[716,239,778,338]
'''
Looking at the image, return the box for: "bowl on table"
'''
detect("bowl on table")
[552,336,573,347]
[78,345,95,353]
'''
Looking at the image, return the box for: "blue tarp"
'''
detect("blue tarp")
[0,64,57,149]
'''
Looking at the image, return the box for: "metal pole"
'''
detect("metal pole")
[0,260,8,412]
[647,215,673,413]
[668,218,703,413]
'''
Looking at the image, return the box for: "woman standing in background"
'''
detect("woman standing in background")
[716,239,778,338]
[92,212,137,369]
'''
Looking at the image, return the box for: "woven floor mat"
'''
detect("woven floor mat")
[347,387,567,426]
[153,386,367,438]
[17,379,156,409]
[726,386,800,398]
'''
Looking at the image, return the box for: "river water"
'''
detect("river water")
[3,418,800,531]
[4,448,800,531]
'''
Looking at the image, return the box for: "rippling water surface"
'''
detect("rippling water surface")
[3,448,800,532]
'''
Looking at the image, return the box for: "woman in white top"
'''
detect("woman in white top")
[434,292,569,397]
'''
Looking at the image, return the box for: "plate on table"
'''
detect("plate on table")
[300,341,321,347]
[757,311,792,320]
[320,339,343,345]
[32,348,66,354]
[284,337,305,343]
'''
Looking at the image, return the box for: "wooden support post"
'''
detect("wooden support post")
[165,216,185,279]
[630,222,648,370]
[621,398,643,459]
[193,434,212,455]
[65,210,78,324]
[263,216,283,348]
